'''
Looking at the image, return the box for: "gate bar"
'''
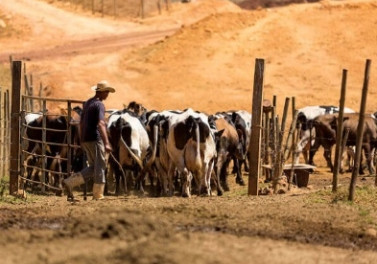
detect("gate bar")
[10,61,22,195]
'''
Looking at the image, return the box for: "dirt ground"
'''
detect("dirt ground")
[1,0,377,263]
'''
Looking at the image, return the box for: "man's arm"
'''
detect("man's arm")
[98,119,112,152]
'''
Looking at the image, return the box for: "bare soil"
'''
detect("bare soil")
[1,0,377,263]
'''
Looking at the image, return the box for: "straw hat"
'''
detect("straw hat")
[91,80,115,93]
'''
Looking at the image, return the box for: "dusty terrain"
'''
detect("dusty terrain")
[1,0,377,263]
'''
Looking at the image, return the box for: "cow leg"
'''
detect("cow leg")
[135,169,146,195]
[214,159,224,196]
[181,168,192,198]
[167,162,176,197]
[364,146,375,175]
[111,161,122,196]
[347,146,355,172]
[199,161,212,196]
[234,158,245,186]
[220,158,231,192]
[243,153,250,172]
[323,148,333,172]
[308,139,321,166]
[206,159,215,196]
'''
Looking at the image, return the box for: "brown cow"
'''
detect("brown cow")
[212,115,244,195]
[311,113,377,174]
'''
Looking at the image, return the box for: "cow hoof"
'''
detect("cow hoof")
[236,178,245,186]
[67,196,80,202]
[182,192,190,198]
[217,189,223,196]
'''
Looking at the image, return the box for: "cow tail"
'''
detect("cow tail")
[194,122,202,168]
[119,132,144,170]
[145,124,158,168]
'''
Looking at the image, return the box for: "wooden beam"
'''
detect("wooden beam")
[332,69,347,192]
[349,59,371,201]
[9,61,22,195]
[248,58,264,196]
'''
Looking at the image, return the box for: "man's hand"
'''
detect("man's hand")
[98,119,112,152]
[104,142,112,153]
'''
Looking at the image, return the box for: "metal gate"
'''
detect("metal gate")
[19,95,84,193]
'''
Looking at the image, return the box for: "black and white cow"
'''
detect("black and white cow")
[145,110,183,196]
[107,109,156,195]
[23,107,83,190]
[167,108,222,197]
[295,105,355,165]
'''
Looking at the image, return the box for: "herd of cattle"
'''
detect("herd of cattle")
[22,102,377,197]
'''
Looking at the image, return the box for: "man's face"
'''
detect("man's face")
[98,91,110,100]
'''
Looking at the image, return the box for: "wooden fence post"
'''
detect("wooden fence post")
[10,61,22,195]
[332,69,347,192]
[248,58,264,196]
[349,59,371,201]
[4,90,9,180]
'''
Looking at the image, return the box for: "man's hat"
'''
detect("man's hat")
[91,80,115,93]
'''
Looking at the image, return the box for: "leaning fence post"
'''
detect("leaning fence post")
[10,61,22,195]
[349,59,371,201]
[248,58,264,196]
[333,69,347,192]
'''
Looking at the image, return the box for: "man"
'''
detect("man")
[63,80,115,201]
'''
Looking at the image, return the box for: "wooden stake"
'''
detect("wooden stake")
[248,58,264,196]
[349,59,371,201]
[10,61,22,195]
[333,69,347,192]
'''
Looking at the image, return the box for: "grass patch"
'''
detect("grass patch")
[306,185,377,227]
[0,176,40,205]
[306,185,377,205]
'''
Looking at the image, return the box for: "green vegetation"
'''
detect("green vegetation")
[307,185,377,205]
[306,185,377,227]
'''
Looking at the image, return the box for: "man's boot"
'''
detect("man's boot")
[92,183,105,200]
[62,173,85,202]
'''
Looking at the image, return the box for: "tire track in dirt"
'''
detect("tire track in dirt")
[0,28,178,63]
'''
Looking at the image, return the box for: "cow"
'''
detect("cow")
[23,106,83,191]
[311,113,377,174]
[144,110,183,196]
[107,109,157,195]
[229,110,251,175]
[166,108,222,197]
[294,105,355,165]
[209,115,244,195]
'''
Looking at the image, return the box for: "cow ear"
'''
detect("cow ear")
[215,129,225,139]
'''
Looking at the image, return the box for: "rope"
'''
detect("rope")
[109,151,128,193]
